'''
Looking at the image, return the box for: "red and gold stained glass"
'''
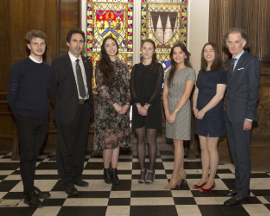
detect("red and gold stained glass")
[86,0,133,89]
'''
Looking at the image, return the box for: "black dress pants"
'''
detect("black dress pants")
[225,114,252,198]
[16,114,48,193]
[56,103,91,188]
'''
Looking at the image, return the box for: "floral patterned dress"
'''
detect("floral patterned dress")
[94,59,131,150]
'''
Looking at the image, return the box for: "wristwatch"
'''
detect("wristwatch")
[174,109,179,113]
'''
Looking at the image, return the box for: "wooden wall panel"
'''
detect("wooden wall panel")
[0,0,59,93]
[9,0,58,65]
[0,0,11,93]
[59,0,80,55]
[242,0,270,65]
[0,0,80,151]
[209,0,270,64]
[254,68,270,136]
[208,0,235,60]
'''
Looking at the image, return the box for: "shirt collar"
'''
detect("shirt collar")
[234,49,245,60]
[68,51,82,63]
[29,55,43,63]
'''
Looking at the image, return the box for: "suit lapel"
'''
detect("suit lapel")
[227,59,233,83]
[65,54,77,84]
[229,51,247,83]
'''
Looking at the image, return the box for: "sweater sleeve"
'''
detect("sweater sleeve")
[7,63,20,117]
[145,63,164,105]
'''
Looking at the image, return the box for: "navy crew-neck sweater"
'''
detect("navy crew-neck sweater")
[7,57,54,117]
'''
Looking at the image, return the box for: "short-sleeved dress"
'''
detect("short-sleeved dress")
[165,67,196,140]
[94,59,131,150]
[130,63,164,129]
[194,67,227,137]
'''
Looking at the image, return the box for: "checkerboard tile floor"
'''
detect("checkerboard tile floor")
[0,150,270,216]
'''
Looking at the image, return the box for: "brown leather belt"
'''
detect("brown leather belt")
[79,99,88,104]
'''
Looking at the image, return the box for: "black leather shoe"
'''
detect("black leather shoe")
[65,185,79,196]
[104,168,112,184]
[33,186,51,199]
[24,192,42,207]
[224,195,249,206]
[224,188,238,196]
[111,168,120,185]
[74,179,89,187]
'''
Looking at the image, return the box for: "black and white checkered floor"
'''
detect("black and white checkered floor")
[0,150,270,216]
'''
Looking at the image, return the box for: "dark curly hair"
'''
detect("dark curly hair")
[167,43,192,87]
[141,39,158,73]
[98,36,119,86]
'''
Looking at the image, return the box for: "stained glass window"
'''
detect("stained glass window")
[86,0,134,89]
[141,0,188,78]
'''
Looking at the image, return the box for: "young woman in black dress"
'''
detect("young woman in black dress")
[192,42,227,193]
[130,39,164,184]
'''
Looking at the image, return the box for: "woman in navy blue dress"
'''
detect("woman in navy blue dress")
[192,42,227,193]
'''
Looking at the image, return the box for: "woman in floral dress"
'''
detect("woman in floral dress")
[94,36,130,185]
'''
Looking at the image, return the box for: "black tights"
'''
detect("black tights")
[135,127,157,181]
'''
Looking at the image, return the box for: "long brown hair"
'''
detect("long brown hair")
[98,36,119,86]
[200,42,222,72]
[167,43,192,87]
[141,39,158,73]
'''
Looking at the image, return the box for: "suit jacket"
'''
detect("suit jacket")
[225,51,260,123]
[49,54,94,124]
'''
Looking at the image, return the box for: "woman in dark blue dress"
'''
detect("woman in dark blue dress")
[192,42,227,193]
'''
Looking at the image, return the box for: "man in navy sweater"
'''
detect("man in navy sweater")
[7,30,54,207]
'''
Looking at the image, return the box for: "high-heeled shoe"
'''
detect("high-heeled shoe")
[179,171,187,185]
[164,171,187,189]
[164,174,181,189]
[145,170,155,184]
[193,182,207,189]
[138,168,147,184]
[200,182,216,193]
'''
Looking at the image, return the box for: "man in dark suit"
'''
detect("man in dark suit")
[49,29,94,195]
[223,28,260,206]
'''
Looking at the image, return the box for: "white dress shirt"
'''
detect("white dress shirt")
[68,52,89,100]
[233,49,244,70]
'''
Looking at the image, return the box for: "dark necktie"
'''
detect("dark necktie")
[231,58,237,73]
[75,59,86,98]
